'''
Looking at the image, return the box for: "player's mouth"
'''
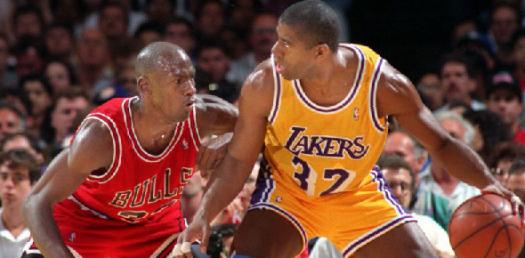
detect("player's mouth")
[185,99,195,110]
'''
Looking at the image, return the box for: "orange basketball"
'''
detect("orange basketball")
[448,193,525,258]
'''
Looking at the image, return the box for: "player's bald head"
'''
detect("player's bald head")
[135,42,192,77]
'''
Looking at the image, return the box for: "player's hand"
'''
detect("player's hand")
[172,214,211,258]
[197,132,233,178]
[482,182,524,220]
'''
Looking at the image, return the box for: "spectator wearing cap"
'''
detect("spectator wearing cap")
[486,71,525,145]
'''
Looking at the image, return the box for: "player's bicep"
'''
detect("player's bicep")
[29,120,113,204]
[227,67,273,165]
[377,63,450,151]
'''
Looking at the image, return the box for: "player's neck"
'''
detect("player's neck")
[301,52,346,87]
[131,99,176,150]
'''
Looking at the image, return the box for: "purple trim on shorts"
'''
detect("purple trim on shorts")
[268,66,282,123]
[370,169,406,215]
[249,203,308,246]
[342,215,416,257]
[370,58,385,131]
[293,47,365,113]
[251,159,274,204]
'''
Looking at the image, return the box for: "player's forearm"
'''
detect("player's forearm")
[431,137,495,189]
[24,195,73,258]
[195,153,253,223]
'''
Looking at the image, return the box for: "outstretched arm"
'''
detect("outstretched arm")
[23,120,113,258]
[175,62,274,256]
[195,93,238,137]
[377,62,500,190]
[194,94,239,175]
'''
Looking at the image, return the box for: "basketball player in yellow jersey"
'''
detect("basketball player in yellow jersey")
[176,1,521,257]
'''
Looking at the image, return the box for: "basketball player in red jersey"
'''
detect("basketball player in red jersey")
[176,1,522,258]
[21,42,238,258]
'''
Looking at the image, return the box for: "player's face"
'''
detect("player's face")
[272,23,317,80]
[0,163,32,207]
[149,51,196,123]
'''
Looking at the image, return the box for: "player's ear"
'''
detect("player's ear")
[315,44,331,59]
[137,76,151,95]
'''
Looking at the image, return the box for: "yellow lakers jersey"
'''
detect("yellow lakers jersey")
[264,43,387,198]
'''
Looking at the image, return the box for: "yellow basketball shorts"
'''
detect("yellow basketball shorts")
[249,166,416,258]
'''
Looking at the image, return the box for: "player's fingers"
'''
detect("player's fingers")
[510,195,523,216]
[180,241,193,258]
[172,243,183,258]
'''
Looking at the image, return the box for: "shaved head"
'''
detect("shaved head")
[135,42,193,77]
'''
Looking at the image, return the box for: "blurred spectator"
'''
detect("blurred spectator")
[93,59,137,105]
[182,172,206,224]
[20,75,53,138]
[13,36,45,78]
[84,0,146,36]
[0,88,28,117]
[145,0,176,25]
[415,111,480,226]
[383,131,427,176]
[228,0,261,38]
[0,132,46,165]
[512,29,525,91]
[488,141,525,184]
[227,12,278,88]
[44,88,90,155]
[44,22,75,62]
[486,71,525,145]
[439,53,485,111]
[0,149,41,258]
[488,2,520,66]
[163,17,196,57]
[506,159,525,201]
[196,42,239,103]
[379,154,455,258]
[0,33,17,89]
[464,109,511,162]
[12,4,45,41]
[417,73,444,111]
[49,0,88,30]
[44,60,77,93]
[196,0,225,42]
[134,20,165,49]
[0,103,26,141]
[98,1,130,41]
[75,28,114,95]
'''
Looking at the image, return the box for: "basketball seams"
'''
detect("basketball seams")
[451,194,523,258]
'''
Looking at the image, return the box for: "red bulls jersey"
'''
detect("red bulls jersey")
[55,97,201,224]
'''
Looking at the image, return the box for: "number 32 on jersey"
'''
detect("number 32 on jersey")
[292,156,356,196]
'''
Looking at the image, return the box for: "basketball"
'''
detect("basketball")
[448,193,525,258]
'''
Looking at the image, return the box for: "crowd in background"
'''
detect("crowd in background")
[2,0,525,257]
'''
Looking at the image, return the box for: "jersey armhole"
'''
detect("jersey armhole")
[83,113,122,183]
[368,58,387,132]
[189,106,201,150]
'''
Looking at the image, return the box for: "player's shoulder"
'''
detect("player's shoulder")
[71,118,114,153]
[242,59,274,96]
[237,59,275,116]
[68,118,114,171]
